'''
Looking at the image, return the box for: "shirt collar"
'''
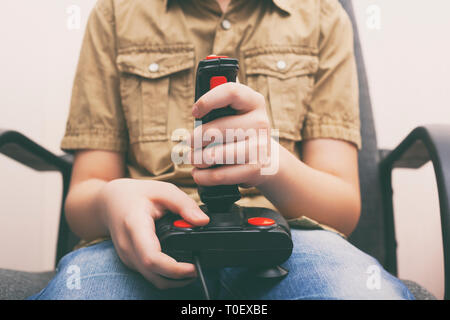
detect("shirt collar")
[163,0,292,15]
[272,0,293,14]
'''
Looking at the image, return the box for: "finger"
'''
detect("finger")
[110,233,139,272]
[190,110,269,149]
[191,136,262,168]
[149,273,197,290]
[134,265,196,290]
[192,82,265,119]
[192,163,263,186]
[112,238,189,291]
[109,229,179,289]
[151,183,209,226]
[125,212,199,280]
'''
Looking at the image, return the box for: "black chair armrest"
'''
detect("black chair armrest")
[0,129,73,173]
[379,124,450,300]
[0,129,77,264]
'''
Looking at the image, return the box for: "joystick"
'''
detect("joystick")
[156,55,293,298]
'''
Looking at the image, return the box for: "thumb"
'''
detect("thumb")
[155,183,209,226]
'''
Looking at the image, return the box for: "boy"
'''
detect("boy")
[29,0,413,299]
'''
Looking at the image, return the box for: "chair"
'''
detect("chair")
[0,0,447,300]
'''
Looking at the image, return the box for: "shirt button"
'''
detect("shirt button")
[221,19,231,30]
[148,63,159,72]
[277,60,287,70]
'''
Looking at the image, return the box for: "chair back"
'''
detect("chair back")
[339,0,387,266]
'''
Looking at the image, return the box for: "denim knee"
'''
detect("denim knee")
[219,230,414,300]
[28,241,160,299]
[285,230,414,300]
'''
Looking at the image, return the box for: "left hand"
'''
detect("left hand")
[189,82,275,188]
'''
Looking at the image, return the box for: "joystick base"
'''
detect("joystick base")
[156,205,293,269]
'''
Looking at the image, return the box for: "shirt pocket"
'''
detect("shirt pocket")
[242,48,319,142]
[116,46,195,144]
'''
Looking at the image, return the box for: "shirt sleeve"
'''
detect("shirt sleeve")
[302,0,361,149]
[61,0,128,153]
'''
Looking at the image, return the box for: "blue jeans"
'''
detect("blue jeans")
[27,229,414,300]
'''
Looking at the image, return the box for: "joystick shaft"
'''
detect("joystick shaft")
[194,56,241,213]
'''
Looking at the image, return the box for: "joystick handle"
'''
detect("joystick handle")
[194,55,241,212]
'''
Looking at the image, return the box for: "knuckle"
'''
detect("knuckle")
[122,214,134,232]
[140,254,155,269]
[227,83,241,100]
[195,98,207,113]
[191,170,201,184]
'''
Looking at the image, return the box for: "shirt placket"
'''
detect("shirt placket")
[211,9,238,58]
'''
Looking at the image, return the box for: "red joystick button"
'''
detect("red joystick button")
[247,217,275,227]
[173,219,194,229]
[206,55,229,60]
[210,76,227,89]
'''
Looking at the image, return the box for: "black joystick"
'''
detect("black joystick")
[194,55,242,213]
[155,56,293,297]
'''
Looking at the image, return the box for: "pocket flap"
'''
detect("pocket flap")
[117,45,195,79]
[243,46,319,79]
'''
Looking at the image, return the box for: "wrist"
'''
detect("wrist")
[64,178,113,241]
[97,179,120,230]
[257,141,291,192]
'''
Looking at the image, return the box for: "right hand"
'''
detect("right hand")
[98,178,209,289]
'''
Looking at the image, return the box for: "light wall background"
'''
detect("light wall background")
[0,0,449,299]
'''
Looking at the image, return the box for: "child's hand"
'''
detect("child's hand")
[98,178,209,289]
[190,82,274,188]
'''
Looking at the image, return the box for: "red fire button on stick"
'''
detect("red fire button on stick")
[247,217,276,227]
[173,219,194,229]
[206,55,229,60]
[206,55,230,89]
[210,76,227,89]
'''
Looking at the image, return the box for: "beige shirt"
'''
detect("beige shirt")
[62,0,360,236]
